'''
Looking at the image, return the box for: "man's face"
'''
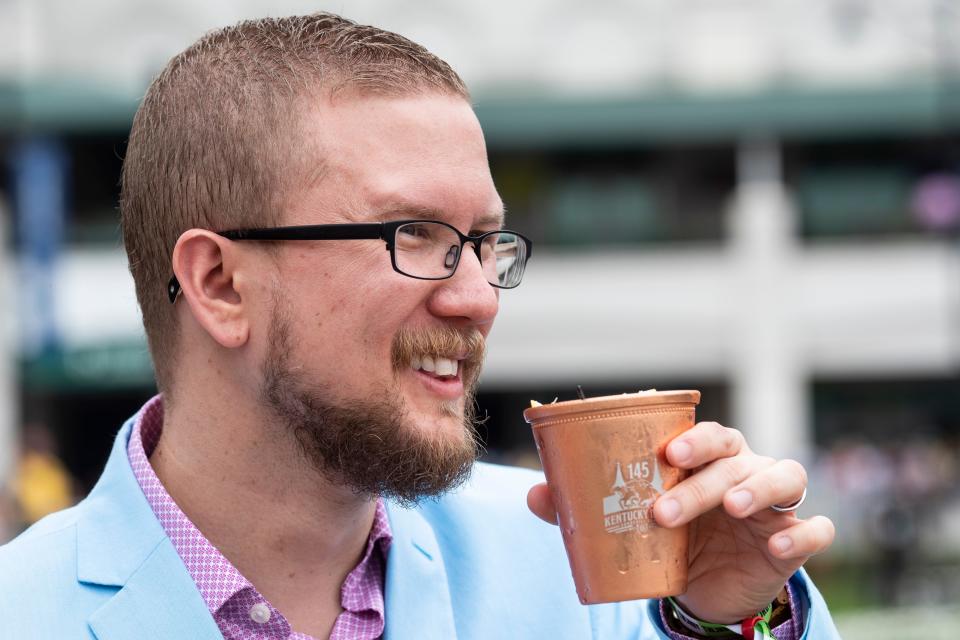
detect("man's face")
[255,92,503,501]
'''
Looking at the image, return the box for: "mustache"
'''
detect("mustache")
[391,325,486,373]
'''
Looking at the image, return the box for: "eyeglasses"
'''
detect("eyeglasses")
[167,219,533,303]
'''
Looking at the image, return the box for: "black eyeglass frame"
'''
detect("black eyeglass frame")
[167,219,533,303]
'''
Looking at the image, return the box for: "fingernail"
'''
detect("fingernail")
[659,498,681,524]
[671,440,692,464]
[773,535,793,554]
[730,490,753,512]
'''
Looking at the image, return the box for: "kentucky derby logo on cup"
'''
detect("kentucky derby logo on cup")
[602,459,664,534]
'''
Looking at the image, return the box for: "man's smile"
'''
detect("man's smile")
[407,354,465,400]
[410,354,461,377]
[391,325,486,403]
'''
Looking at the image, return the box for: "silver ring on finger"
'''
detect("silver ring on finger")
[770,487,806,513]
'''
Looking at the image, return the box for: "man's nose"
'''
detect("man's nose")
[426,244,499,325]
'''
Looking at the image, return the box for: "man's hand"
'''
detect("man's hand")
[526,421,835,623]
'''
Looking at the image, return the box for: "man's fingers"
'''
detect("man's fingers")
[654,454,769,526]
[666,422,749,469]
[722,458,808,518]
[769,516,836,560]
[527,482,558,525]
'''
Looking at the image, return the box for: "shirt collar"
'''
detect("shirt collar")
[126,394,393,628]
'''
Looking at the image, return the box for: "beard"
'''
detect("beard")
[260,299,486,506]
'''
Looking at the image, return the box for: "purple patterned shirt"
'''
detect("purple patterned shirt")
[127,395,392,640]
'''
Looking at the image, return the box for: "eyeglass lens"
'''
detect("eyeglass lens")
[394,221,527,287]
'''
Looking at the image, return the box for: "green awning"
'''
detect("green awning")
[474,81,960,149]
[4,76,960,142]
[22,341,156,391]
[0,78,138,133]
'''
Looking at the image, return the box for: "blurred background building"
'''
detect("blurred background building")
[1,1,959,636]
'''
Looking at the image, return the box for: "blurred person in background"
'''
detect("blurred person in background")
[10,422,75,529]
[0,13,839,639]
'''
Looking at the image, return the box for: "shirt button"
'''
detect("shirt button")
[249,602,272,624]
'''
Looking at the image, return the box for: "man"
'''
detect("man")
[0,13,840,639]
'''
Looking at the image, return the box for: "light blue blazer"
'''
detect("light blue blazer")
[0,416,841,639]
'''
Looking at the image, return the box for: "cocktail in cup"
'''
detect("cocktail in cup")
[524,389,701,604]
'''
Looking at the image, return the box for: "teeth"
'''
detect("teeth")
[435,357,455,376]
[411,354,460,377]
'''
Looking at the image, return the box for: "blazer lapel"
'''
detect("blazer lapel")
[87,537,223,640]
[76,419,223,640]
[383,502,458,640]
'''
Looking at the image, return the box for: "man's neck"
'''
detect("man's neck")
[151,399,377,636]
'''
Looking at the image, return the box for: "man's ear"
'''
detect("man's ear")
[171,229,252,349]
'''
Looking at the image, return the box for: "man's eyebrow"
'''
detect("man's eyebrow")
[373,203,506,228]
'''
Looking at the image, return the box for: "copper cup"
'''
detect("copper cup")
[524,390,701,604]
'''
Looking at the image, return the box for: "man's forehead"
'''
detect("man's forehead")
[292,93,502,228]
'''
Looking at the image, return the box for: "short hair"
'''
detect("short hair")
[120,13,469,391]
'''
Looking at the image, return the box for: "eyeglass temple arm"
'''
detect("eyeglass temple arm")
[218,224,383,241]
[168,224,387,303]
